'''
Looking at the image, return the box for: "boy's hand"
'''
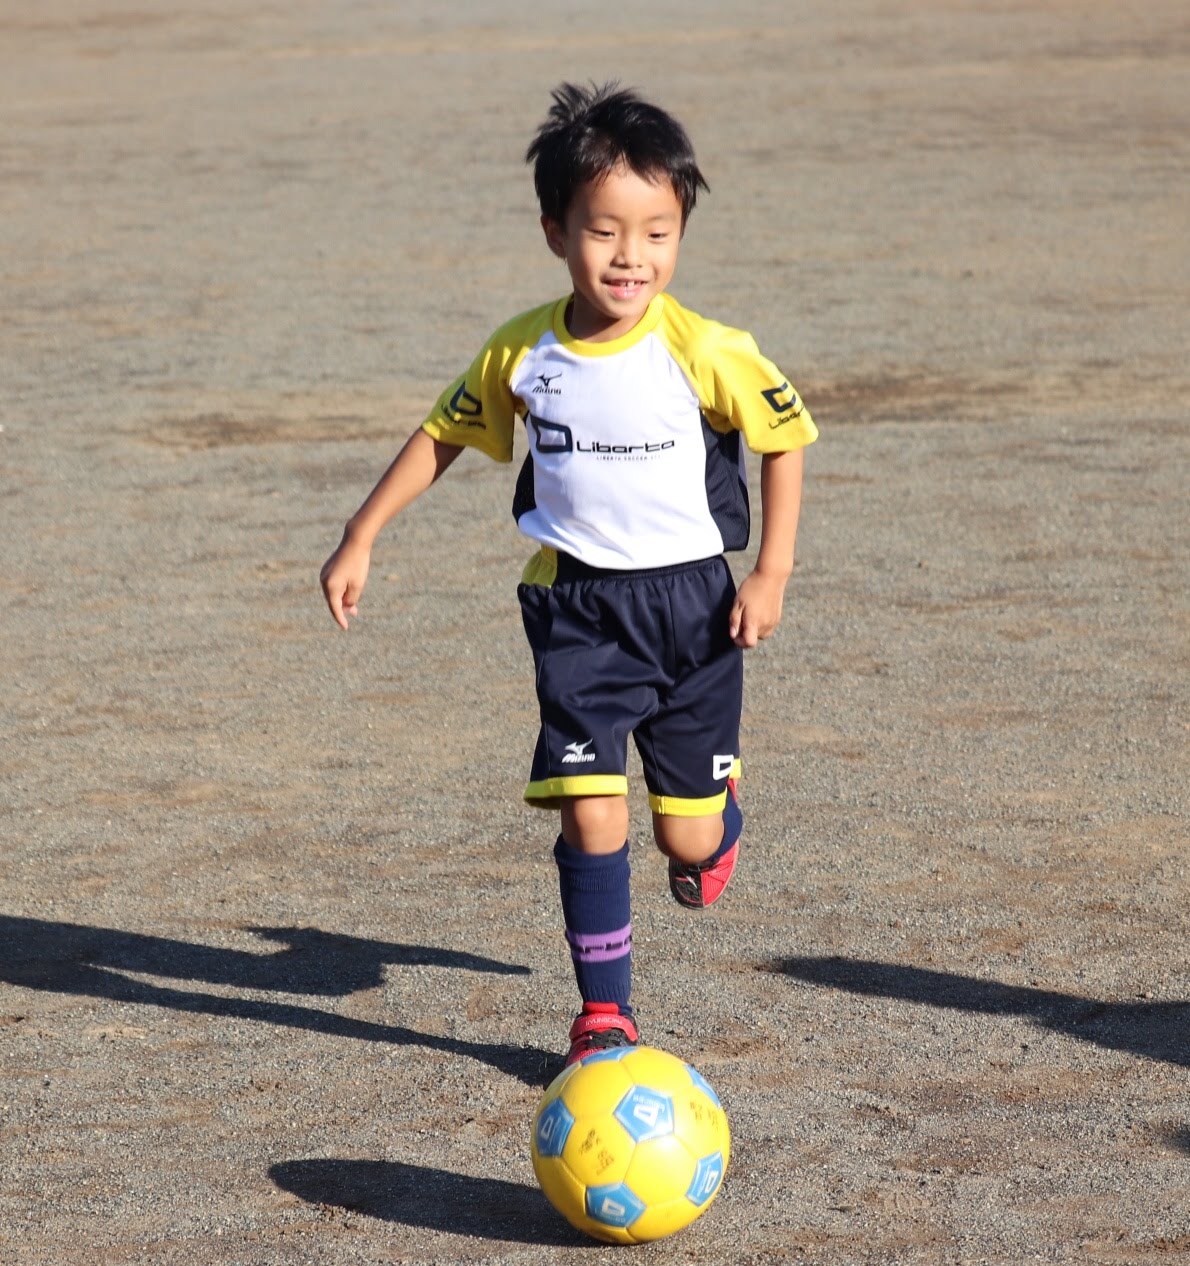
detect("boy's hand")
[320,535,372,630]
[729,569,787,648]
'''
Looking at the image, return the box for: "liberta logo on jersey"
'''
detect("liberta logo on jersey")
[530,415,573,453]
[762,381,804,429]
[561,740,597,764]
[576,439,675,455]
[528,413,675,460]
[448,382,486,427]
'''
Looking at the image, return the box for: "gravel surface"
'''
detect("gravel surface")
[2,2,1187,1263]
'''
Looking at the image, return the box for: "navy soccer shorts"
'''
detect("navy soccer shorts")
[517,552,743,817]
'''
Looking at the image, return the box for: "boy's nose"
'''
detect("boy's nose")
[614,236,642,267]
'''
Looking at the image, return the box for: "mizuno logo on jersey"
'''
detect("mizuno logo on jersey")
[561,740,597,764]
[533,373,563,394]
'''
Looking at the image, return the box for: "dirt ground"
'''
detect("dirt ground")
[2,2,1187,1263]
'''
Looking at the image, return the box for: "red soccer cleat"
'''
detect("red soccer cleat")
[565,1003,640,1066]
[668,840,739,909]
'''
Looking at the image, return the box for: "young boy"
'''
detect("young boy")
[320,82,817,1066]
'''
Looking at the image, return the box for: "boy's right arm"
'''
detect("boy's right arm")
[320,428,463,630]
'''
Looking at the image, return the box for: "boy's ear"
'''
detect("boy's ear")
[541,215,567,260]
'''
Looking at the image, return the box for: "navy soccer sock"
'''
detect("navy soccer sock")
[553,836,633,1014]
[703,780,744,866]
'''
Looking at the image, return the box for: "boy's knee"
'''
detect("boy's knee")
[652,811,724,865]
[560,795,630,854]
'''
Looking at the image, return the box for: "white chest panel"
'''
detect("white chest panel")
[510,332,726,568]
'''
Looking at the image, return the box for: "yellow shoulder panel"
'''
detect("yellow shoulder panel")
[655,296,818,454]
[421,301,557,462]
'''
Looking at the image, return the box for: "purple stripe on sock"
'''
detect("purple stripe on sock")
[565,923,632,963]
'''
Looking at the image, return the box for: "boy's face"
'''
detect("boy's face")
[543,164,683,343]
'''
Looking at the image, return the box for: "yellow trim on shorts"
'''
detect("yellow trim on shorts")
[649,790,727,817]
[524,773,628,806]
[648,759,742,817]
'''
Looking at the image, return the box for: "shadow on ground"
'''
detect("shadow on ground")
[269,1158,585,1246]
[1162,1127,1190,1156]
[2,916,553,1084]
[771,956,1190,1069]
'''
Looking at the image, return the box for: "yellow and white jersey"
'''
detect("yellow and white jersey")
[420,293,817,571]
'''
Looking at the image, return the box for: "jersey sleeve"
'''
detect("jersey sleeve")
[420,343,518,463]
[420,307,551,462]
[701,324,818,454]
[708,324,820,453]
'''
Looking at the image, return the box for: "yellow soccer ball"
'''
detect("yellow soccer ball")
[530,1046,731,1244]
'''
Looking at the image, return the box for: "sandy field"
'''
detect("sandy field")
[2,2,1187,1263]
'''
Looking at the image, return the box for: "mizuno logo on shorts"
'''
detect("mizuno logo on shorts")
[562,740,597,764]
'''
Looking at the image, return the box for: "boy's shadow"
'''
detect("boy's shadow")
[269,1158,585,1246]
[773,955,1190,1069]
[1168,1128,1190,1156]
[2,916,554,1085]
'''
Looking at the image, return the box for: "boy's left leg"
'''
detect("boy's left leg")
[633,556,744,909]
[655,779,744,909]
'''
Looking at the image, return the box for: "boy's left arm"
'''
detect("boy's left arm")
[729,447,804,649]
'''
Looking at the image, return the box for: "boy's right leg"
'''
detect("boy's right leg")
[518,570,658,1062]
[555,795,640,1064]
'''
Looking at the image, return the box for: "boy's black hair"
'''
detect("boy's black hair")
[526,82,709,226]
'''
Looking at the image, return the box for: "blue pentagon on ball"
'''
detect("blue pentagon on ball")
[586,1181,648,1229]
[614,1085,675,1143]
[687,1151,725,1206]
[687,1064,722,1108]
[580,1045,635,1065]
[534,1097,574,1158]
